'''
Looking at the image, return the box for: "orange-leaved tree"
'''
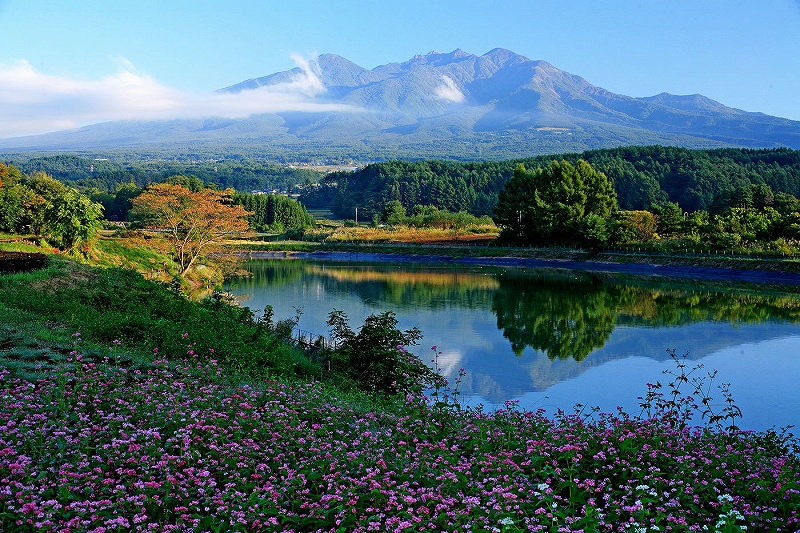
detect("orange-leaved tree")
[130,183,252,276]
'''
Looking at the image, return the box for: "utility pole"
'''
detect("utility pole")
[355,207,358,225]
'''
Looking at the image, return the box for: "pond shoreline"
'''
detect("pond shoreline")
[242,249,800,286]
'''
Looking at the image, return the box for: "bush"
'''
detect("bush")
[326,310,444,394]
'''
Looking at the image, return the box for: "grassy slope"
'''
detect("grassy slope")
[0,242,318,383]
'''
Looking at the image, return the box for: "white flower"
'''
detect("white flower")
[499,517,515,526]
[537,483,549,491]
[717,493,734,503]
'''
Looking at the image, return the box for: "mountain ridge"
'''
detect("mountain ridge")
[2,48,799,159]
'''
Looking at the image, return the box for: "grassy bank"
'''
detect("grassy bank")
[0,252,317,383]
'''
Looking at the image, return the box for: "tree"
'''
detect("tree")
[493,160,617,245]
[0,170,103,251]
[0,183,37,234]
[577,213,610,249]
[611,210,657,244]
[0,162,23,187]
[130,183,252,276]
[25,173,103,250]
[232,192,313,232]
[381,200,407,226]
[772,192,800,216]
[326,310,444,394]
[652,202,684,237]
[110,182,142,221]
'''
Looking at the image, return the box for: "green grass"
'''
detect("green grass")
[0,255,319,382]
[90,236,177,271]
[0,237,43,253]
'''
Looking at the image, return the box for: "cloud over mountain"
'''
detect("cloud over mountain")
[435,76,466,103]
[0,56,357,138]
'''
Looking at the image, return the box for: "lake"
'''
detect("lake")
[224,257,800,432]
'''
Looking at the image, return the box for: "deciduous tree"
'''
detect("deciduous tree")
[130,184,251,276]
[0,162,23,187]
[24,173,103,250]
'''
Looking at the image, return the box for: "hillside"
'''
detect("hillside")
[2,49,799,160]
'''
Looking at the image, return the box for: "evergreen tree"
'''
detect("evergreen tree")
[232,192,313,232]
[493,160,617,245]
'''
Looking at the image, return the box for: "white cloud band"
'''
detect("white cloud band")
[0,55,358,138]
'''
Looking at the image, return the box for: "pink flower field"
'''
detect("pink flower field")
[1,344,798,532]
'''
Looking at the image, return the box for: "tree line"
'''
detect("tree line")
[492,158,800,252]
[9,154,323,196]
[307,146,800,220]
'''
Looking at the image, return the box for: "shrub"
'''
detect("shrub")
[326,310,444,394]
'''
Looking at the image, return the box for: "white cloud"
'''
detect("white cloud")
[0,55,358,138]
[434,75,466,104]
[432,348,464,378]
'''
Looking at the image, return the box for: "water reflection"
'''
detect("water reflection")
[224,259,800,430]
[492,272,615,359]
[490,269,800,359]
[226,260,800,361]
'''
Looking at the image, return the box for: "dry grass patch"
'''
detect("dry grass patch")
[325,225,499,244]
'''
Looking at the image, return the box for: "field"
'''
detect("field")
[2,346,799,532]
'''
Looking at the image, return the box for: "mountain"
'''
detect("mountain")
[3,48,800,160]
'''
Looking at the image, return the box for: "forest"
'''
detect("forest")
[6,154,323,194]
[309,146,800,219]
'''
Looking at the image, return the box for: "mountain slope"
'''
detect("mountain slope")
[2,48,799,159]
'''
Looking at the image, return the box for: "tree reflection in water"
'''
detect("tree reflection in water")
[491,268,800,361]
[492,272,616,360]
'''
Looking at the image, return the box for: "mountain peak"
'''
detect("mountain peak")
[405,49,473,67]
[641,92,733,113]
[483,48,530,64]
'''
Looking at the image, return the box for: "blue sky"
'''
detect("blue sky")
[1,0,799,138]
